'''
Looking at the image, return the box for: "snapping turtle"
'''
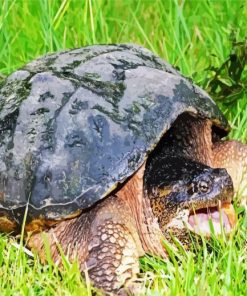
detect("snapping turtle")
[0,44,246,292]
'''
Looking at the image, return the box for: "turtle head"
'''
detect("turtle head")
[144,155,237,243]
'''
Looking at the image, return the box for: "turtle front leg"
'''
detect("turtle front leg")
[28,195,145,294]
[84,195,145,293]
[213,140,247,202]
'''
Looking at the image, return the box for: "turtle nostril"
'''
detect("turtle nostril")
[218,168,228,176]
[223,176,234,196]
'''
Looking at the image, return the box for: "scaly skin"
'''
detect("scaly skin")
[28,165,165,293]
[28,195,145,293]
[213,140,247,202]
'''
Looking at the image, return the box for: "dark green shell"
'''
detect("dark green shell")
[0,44,229,225]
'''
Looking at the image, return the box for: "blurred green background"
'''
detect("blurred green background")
[0,0,246,76]
[1,0,246,133]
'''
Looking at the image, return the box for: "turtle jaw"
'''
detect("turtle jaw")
[185,181,237,237]
[165,199,237,239]
[186,201,237,237]
[162,167,237,238]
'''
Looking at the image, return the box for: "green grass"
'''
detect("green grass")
[0,0,246,295]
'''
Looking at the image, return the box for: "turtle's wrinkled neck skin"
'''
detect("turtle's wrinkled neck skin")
[158,113,214,166]
[158,113,247,202]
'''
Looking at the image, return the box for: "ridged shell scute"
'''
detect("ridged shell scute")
[0,44,228,224]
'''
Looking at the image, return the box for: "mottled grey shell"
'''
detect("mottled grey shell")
[0,44,228,224]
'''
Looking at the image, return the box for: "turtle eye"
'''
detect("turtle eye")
[198,180,210,193]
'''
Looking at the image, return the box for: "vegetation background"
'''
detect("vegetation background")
[0,0,246,295]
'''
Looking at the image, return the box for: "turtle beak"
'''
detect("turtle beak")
[187,202,237,236]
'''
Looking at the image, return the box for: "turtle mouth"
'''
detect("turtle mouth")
[187,202,237,236]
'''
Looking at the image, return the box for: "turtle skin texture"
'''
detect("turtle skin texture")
[0,44,246,293]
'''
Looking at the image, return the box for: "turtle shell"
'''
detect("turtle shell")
[0,44,229,226]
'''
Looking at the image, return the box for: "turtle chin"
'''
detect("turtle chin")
[163,202,237,244]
